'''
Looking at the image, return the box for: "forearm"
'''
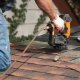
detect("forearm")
[35,0,57,21]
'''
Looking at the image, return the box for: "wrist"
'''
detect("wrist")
[52,14,59,22]
[51,14,57,21]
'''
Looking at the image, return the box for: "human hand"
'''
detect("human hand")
[52,15,64,31]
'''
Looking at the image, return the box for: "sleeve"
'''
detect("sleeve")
[1,0,14,12]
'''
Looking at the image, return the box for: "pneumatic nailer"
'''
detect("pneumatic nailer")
[47,14,72,49]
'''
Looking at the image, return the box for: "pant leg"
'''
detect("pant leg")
[0,9,11,71]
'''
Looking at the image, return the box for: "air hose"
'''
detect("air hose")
[0,26,49,80]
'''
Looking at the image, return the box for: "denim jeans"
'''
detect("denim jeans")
[0,9,11,71]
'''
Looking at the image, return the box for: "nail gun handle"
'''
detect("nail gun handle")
[47,23,55,36]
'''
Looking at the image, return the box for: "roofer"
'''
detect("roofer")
[0,0,64,71]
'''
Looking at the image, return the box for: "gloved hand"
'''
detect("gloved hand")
[52,15,64,31]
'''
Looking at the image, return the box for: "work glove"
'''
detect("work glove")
[52,15,64,31]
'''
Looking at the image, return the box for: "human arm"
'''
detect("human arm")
[35,0,57,21]
[35,0,64,30]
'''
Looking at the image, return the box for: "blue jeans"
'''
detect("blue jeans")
[0,9,11,71]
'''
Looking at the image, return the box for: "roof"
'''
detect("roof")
[1,26,80,80]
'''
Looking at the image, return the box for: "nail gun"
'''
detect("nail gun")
[47,14,72,49]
